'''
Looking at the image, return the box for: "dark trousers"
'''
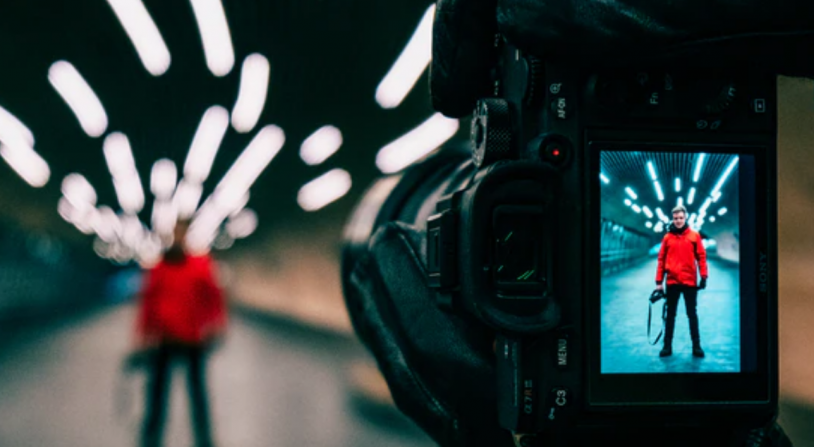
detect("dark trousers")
[663,284,701,348]
[141,343,213,447]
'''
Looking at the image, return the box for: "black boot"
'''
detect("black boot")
[660,307,676,358]
[659,345,673,357]
[692,344,705,358]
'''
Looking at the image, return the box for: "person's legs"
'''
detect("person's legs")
[142,345,172,447]
[186,345,214,447]
[683,286,704,357]
[661,286,681,357]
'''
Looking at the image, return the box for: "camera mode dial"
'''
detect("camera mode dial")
[471,98,516,168]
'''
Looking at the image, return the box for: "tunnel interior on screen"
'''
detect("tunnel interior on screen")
[599,150,742,374]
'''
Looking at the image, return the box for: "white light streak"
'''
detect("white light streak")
[113,176,145,214]
[624,198,632,206]
[213,124,285,205]
[647,161,657,181]
[718,207,728,216]
[297,168,352,212]
[693,153,707,182]
[231,53,270,133]
[709,216,717,223]
[189,0,235,77]
[104,133,144,213]
[625,187,638,200]
[0,144,50,188]
[48,61,108,137]
[646,221,653,229]
[150,158,177,200]
[677,196,683,207]
[642,206,653,219]
[173,179,203,219]
[675,177,681,192]
[226,208,257,238]
[699,197,713,216]
[656,207,670,224]
[0,105,34,147]
[61,173,97,208]
[688,187,696,205]
[632,204,642,214]
[599,172,610,184]
[653,181,664,201]
[376,113,459,173]
[184,106,229,182]
[300,125,343,166]
[711,157,739,197]
[104,0,171,76]
[151,199,178,235]
[375,3,434,109]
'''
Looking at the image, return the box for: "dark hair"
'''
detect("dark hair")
[671,205,687,216]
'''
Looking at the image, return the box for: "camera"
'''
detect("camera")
[342,36,780,446]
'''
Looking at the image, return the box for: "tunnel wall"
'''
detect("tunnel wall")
[0,220,113,326]
[600,218,656,276]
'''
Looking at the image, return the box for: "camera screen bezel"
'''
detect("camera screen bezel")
[585,140,775,406]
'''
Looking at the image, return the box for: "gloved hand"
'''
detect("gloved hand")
[343,221,510,447]
[431,0,814,117]
[699,278,707,290]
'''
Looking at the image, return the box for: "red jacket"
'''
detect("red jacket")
[136,253,227,346]
[655,225,708,287]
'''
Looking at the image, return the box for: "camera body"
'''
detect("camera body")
[342,38,779,443]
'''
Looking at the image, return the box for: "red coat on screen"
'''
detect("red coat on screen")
[135,253,227,346]
[655,224,708,287]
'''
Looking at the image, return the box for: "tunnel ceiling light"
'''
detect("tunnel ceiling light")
[173,179,203,219]
[718,207,728,216]
[298,168,352,212]
[624,187,638,200]
[300,125,343,166]
[710,216,717,222]
[677,196,683,207]
[712,190,722,203]
[655,207,669,224]
[61,173,97,208]
[689,213,697,224]
[653,181,664,201]
[688,187,696,205]
[150,159,177,201]
[624,198,632,206]
[151,199,178,236]
[189,0,234,77]
[646,221,653,228]
[184,106,229,183]
[48,61,108,137]
[95,205,122,242]
[231,53,270,133]
[214,124,285,206]
[226,208,257,238]
[631,204,642,213]
[699,197,713,216]
[647,161,658,181]
[711,156,739,197]
[376,113,459,174]
[0,144,50,188]
[675,177,681,192]
[375,3,435,109]
[104,133,144,213]
[642,206,653,219]
[104,0,171,76]
[693,153,707,183]
[599,172,610,184]
[0,105,34,147]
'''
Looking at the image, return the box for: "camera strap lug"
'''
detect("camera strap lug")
[426,192,462,310]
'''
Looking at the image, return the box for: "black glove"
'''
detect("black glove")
[699,278,707,290]
[431,0,814,117]
[344,221,510,447]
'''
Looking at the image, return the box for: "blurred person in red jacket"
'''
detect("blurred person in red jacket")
[655,205,708,359]
[131,218,227,447]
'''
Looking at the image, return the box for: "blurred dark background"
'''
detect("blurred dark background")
[0,1,811,446]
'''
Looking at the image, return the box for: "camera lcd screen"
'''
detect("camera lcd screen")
[598,149,759,376]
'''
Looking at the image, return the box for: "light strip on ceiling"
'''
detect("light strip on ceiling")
[212,124,285,206]
[104,0,171,76]
[300,125,343,166]
[297,168,352,212]
[104,132,144,213]
[184,106,229,182]
[0,144,50,188]
[231,53,270,133]
[150,158,177,200]
[0,105,34,147]
[375,3,435,109]
[189,0,235,77]
[61,173,97,208]
[48,61,108,137]
[376,113,459,174]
